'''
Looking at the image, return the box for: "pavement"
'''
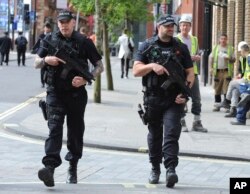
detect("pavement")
[0,131,237,194]
[1,51,250,161]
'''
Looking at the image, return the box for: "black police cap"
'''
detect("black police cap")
[57,10,74,21]
[157,15,177,26]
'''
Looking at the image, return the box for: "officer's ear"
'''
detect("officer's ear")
[156,25,160,33]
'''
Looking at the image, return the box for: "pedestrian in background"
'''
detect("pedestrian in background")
[133,15,194,188]
[176,15,207,133]
[35,9,103,187]
[89,31,96,44]
[79,26,88,37]
[32,22,52,87]
[15,31,28,66]
[39,23,52,88]
[0,31,13,66]
[209,34,235,112]
[116,28,134,79]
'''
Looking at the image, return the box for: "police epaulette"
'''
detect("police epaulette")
[145,36,158,45]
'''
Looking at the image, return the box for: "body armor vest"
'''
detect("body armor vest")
[44,31,87,92]
[142,37,184,95]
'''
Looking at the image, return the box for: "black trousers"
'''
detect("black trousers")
[42,88,87,168]
[147,102,183,168]
[0,52,3,65]
[17,48,26,66]
[40,66,46,86]
[0,51,9,65]
[121,57,130,77]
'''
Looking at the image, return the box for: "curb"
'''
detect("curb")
[2,124,250,163]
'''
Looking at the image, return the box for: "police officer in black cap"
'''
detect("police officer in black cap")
[35,9,103,187]
[133,15,194,188]
[0,32,13,66]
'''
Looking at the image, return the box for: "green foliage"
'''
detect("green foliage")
[70,0,161,27]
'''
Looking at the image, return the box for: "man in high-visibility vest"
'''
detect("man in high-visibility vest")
[176,15,207,133]
[220,42,249,117]
[209,34,235,112]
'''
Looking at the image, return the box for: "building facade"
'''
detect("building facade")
[212,0,250,75]
[171,0,250,81]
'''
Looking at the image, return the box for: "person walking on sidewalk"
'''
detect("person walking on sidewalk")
[221,43,250,118]
[116,28,134,78]
[209,34,235,112]
[39,23,52,88]
[79,26,88,37]
[0,31,13,66]
[15,31,28,66]
[133,15,194,188]
[176,15,207,133]
[34,10,104,187]
[32,22,52,87]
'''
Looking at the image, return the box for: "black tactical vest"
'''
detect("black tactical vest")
[142,37,183,94]
[44,31,87,92]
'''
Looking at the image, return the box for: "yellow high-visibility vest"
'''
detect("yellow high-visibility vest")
[212,45,234,77]
[241,55,250,81]
[176,34,198,74]
[239,56,245,76]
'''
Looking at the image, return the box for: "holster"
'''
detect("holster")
[39,100,47,120]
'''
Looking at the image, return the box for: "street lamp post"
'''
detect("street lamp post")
[202,1,212,86]
[32,0,36,48]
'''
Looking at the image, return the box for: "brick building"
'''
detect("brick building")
[170,0,250,80]
[212,0,250,74]
[29,0,89,48]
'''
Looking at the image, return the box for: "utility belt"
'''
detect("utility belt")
[44,66,79,92]
[143,86,177,106]
[142,86,166,97]
[43,66,55,86]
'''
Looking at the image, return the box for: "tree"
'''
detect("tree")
[94,0,102,103]
[69,0,161,102]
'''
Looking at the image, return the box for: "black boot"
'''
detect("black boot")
[66,160,78,184]
[148,163,161,184]
[225,106,236,118]
[38,165,55,187]
[220,99,231,109]
[166,166,178,188]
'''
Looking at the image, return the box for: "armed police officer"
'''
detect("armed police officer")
[34,10,103,187]
[133,15,194,188]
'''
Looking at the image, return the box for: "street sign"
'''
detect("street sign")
[0,0,8,32]
[30,11,36,21]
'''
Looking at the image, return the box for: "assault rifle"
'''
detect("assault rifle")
[42,39,94,84]
[142,45,192,99]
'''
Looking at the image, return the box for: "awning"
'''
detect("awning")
[202,0,228,7]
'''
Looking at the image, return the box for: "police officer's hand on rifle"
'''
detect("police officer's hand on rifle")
[175,94,187,104]
[44,56,66,66]
[72,76,87,87]
[44,56,87,87]
[152,63,169,75]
